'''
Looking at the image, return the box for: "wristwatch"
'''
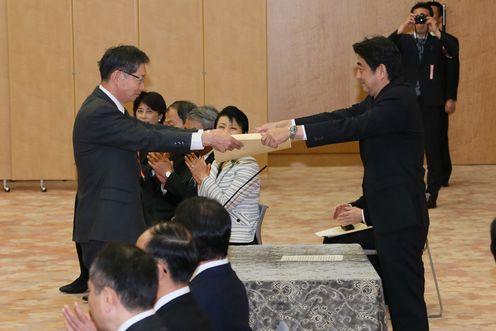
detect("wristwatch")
[288,125,297,139]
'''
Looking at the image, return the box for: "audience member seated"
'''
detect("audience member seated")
[132,91,169,226]
[137,222,211,331]
[133,91,166,125]
[62,243,166,331]
[186,106,261,244]
[149,106,219,204]
[174,196,252,331]
[164,100,197,128]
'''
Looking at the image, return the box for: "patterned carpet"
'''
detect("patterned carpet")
[0,165,495,330]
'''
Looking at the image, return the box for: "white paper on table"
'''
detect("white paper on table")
[315,223,373,238]
[214,133,292,162]
[280,255,344,262]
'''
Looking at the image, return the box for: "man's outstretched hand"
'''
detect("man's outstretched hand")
[201,129,243,152]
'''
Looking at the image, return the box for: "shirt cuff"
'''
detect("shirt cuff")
[160,184,167,195]
[191,130,204,150]
[361,210,367,225]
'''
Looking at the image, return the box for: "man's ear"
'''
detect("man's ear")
[157,260,169,279]
[102,286,119,313]
[109,69,123,85]
[377,64,388,81]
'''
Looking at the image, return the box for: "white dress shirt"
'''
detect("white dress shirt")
[117,309,155,331]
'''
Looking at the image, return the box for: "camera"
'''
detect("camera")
[414,13,427,24]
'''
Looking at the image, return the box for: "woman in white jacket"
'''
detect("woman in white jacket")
[185,106,261,244]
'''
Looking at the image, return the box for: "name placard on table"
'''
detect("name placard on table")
[280,255,344,262]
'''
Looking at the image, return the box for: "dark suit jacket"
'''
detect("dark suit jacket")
[389,31,458,106]
[190,263,252,331]
[140,152,215,225]
[139,152,176,226]
[443,32,460,101]
[73,86,193,244]
[126,313,168,331]
[155,292,211,331]
[295,79,429,235]
[164,152,215,200]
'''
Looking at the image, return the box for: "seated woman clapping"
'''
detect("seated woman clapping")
[185,106,261,245]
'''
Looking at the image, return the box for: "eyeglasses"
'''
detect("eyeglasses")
[119,69,145,83]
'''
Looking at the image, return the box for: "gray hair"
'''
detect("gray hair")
[187,105,219,130]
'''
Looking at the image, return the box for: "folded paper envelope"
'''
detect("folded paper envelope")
[214,133,292,162]
[315,223,373,238]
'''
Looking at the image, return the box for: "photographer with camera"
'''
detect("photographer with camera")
[389,2,458,209]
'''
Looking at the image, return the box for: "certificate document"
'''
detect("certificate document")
[315,223,373,238]
[214,133,292,162]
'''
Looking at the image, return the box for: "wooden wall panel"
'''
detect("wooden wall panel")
[73,0,139,113]
[1,0,494,180]
[139,0,203,106]
[268,0,411,121]
[267,0,414,166]
[0,0,11,178]
[444,0,496,164]
[7,0,74,179]
[204,0,268,165]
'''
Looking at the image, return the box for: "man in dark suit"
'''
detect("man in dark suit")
[62,45,242,294]
[137,222,211,331]
[174,197,252,331]
[428,0,460,187]
[258,36,430,331]
[62,243,167,331]
[145,106,219,224]
[389,2,459,208]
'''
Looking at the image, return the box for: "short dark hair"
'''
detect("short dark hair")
[98,45,150,81]
[215,106,249,133]
[89,243,158,311]
[187,105,219,129]
[174,197,231,261]
[427,1,443,17]
[411,2,434,16]
[352,36,402,82]
[133,91,167,124]
[168,100,197,123]
[146,222,199,284]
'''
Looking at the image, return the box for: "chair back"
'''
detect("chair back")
[256,204,269,244]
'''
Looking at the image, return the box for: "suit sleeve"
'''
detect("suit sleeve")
[164,158,198,199]
[349,196,372,226]
[440,31,459,58]
[295,101,368,126]
[75,102,194,154]
[445,36,460,100]
[388,30,400,43]
[301,94,409,147]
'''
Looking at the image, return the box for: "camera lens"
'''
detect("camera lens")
[415,14,427,24]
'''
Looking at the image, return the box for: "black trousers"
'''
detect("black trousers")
[439,110,452,185]
[80,240,107,271]
[421,103,445,197]
[376,225,429,331]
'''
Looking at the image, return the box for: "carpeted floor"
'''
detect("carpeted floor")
[0,165,495,330]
